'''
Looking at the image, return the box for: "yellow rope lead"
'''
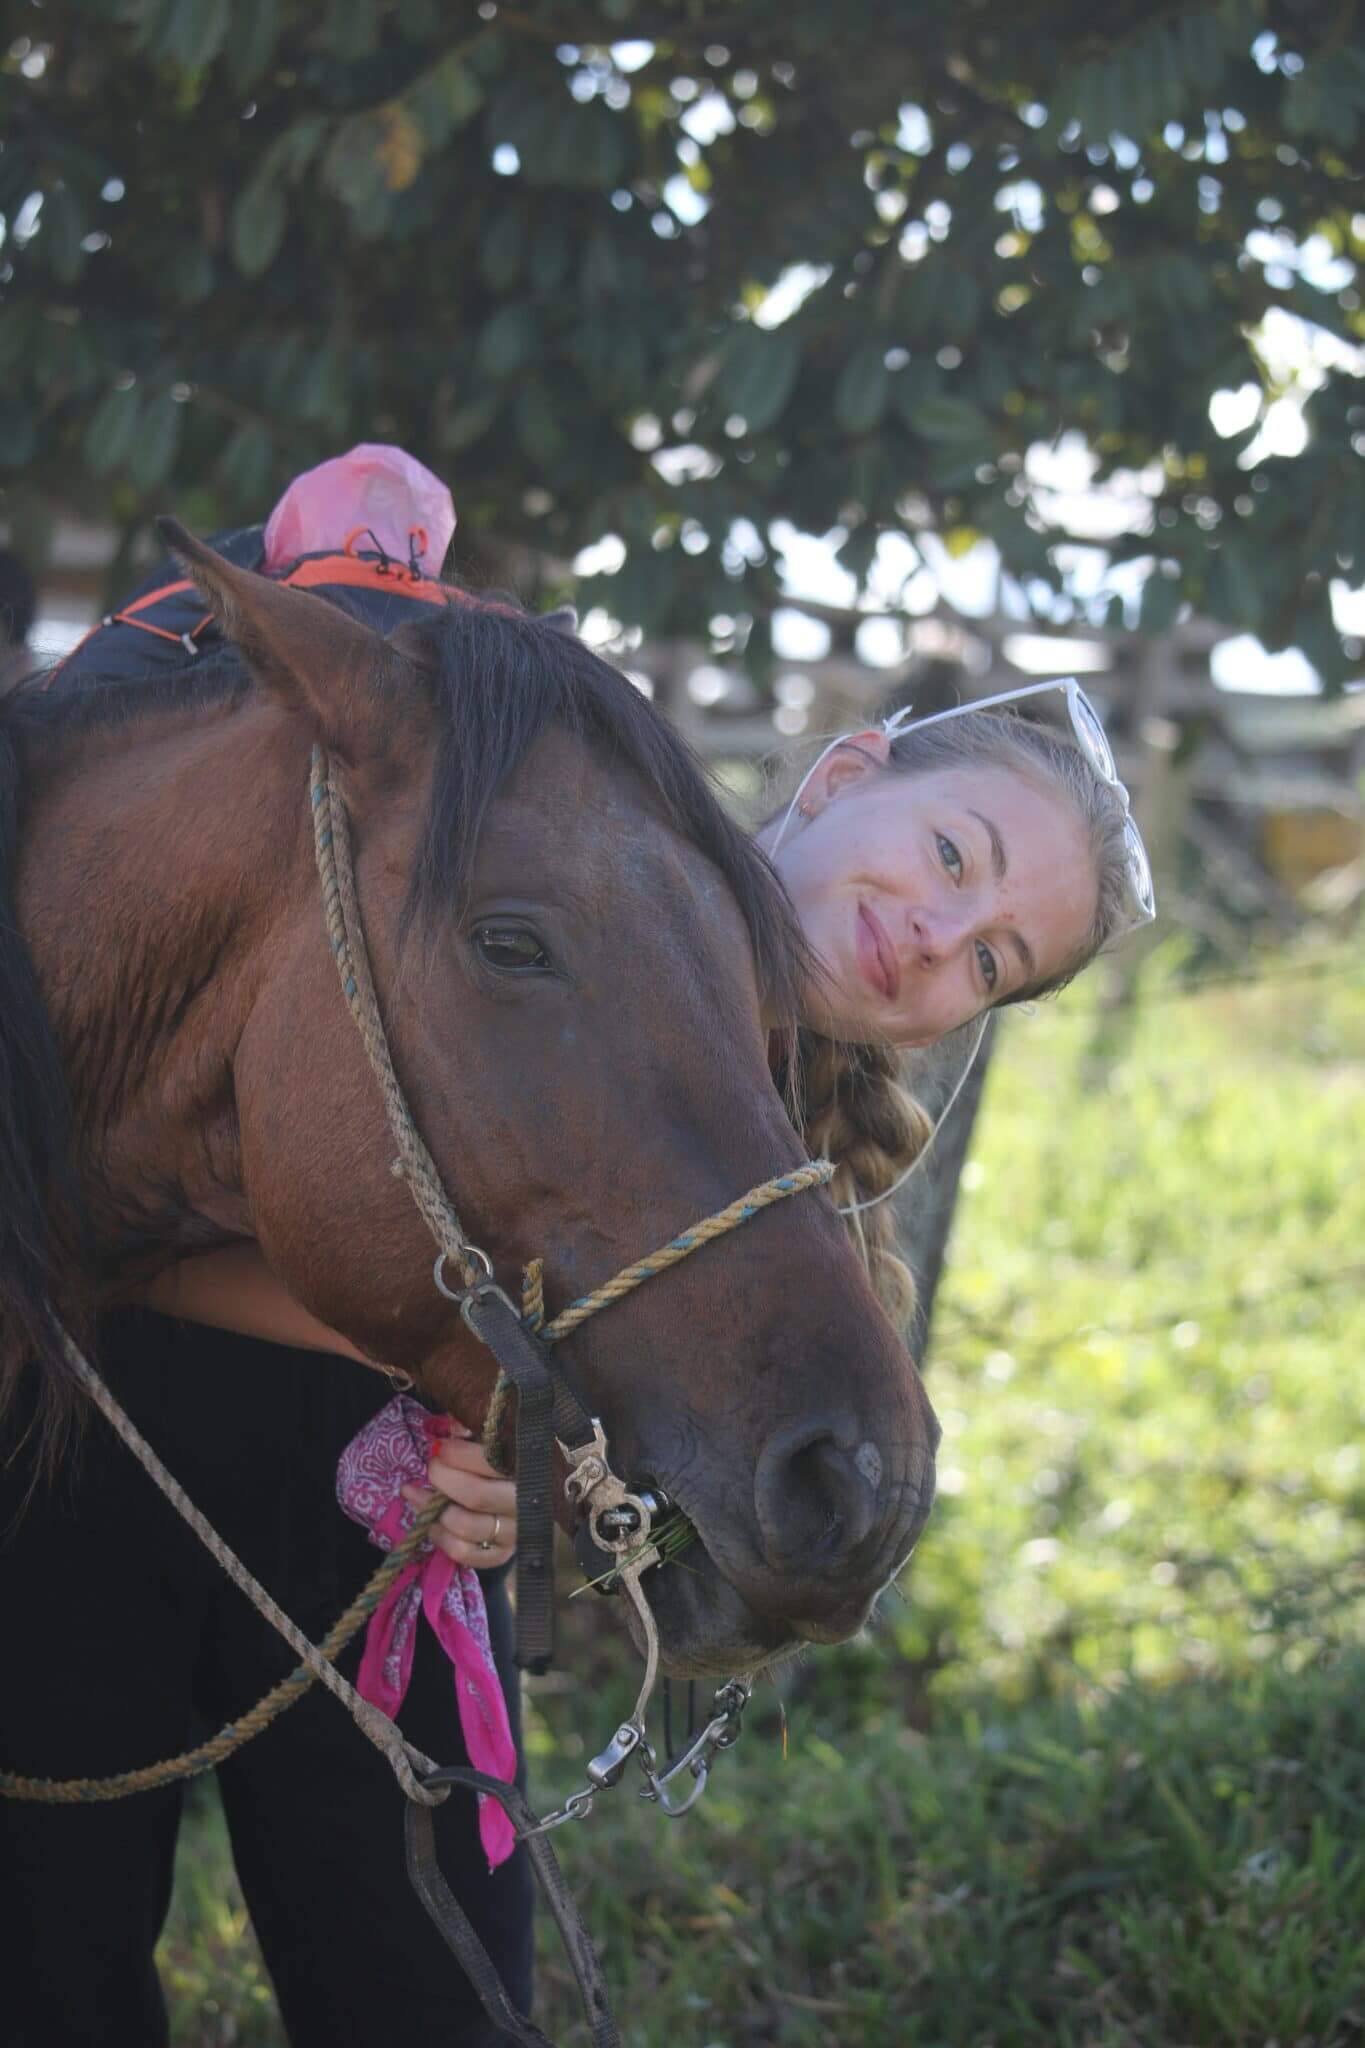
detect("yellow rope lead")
[541,1162,834,1342]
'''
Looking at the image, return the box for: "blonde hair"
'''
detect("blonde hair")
[787,1028,931,1324]
[775,708,1135,1327]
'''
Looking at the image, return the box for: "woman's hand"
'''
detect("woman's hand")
[401,1431,517,1571]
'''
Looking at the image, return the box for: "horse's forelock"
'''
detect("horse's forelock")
[408,601,813,1040]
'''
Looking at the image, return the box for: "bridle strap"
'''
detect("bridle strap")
[460,1284,596,1673]
[406,1765,619,2048]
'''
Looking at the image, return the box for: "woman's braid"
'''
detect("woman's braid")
[792,1029,933,1327]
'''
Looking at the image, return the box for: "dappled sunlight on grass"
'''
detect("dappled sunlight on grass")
[897,941,1365,1705]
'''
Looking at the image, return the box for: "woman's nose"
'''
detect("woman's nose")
[908,908,968,967]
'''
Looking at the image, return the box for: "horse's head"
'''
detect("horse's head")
[157,527,941,1674]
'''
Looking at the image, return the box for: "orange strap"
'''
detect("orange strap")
[43,550,511,690]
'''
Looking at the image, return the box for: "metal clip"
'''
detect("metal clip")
[585,1721,645,1790]
[514,1786,597,1841]
[638,1680,752,1818]
[560,1421,611,1509]
[432,1244,495,1302]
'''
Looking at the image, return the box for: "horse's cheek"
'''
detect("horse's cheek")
[231,966,435,1344]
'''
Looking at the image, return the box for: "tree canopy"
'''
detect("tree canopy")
[3,0,1364,681]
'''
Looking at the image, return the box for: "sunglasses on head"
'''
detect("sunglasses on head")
[883,676,1157,936]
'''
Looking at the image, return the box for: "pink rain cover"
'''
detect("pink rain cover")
[263,442,456,575]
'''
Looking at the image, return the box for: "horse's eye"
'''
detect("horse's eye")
[472,924,551,974]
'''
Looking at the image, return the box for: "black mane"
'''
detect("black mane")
[0,695,92,1478]
[401,599,811,1024]
[0,591,810,1468]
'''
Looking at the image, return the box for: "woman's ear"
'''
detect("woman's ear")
[801,730,891,819]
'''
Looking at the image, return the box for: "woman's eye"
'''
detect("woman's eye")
[976,939,998,994]
[936,832,963,880]
[472,925,550,974]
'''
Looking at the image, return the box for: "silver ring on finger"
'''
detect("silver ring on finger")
[477,1512,501,1555]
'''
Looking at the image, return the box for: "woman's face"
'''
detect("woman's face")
[767,735,1099,1047]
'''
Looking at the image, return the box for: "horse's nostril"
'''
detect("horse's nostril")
[752,1416,880,1575]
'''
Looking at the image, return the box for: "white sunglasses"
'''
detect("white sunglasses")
[883,676,1157,935]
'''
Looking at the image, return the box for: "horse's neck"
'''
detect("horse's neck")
[16,696,299,1275]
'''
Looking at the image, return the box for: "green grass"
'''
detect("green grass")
[158,1780,283,2046]
[889,941,1365,1713]
[533,1655,1365,2047]
[156,938,1365,2045]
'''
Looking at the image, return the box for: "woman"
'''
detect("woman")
[2,467,1149,2046]
[153,667,1150,1337]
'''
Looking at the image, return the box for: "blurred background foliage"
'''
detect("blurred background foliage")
[4,0,1365,684]
[158,940,1365,2043]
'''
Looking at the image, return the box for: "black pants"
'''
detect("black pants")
[0,1310,534,2047]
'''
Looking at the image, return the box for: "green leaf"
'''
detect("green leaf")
[1139,569,1182,634]
[580,228,624,299]
[129,390,183,492]
[162,0,231,73]
[437,389,502,452]
[476,302,539,379]
[480,205,526,293]
[261,114,329,189]
[926,448,987,490]
[320,116,389,213]
[230,174,286,276]
[396,0,441,32]
[889,359,942,429]
[515,382,566,467]
[935,266,982,343]
[218,422,273,505]
[407,52,485,148]
[0,399,38,471]
[117,0,179,57]
[1206,540,1265,633]
[836,520,879,585]
[530,219,569,294]
[85,383,142,476]
[322,0,378,61]
[907,394,991,443]
[835,344,891,435]
[169,239,214,304]
[1292,605,1352,691]
[226,0,281,91]
[41,183,87,286]
[570,318,647,402]
[718,326,802,434]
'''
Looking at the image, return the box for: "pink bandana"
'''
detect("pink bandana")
[336,1396,517,1869]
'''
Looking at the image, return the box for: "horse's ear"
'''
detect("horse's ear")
[155,517,403,765]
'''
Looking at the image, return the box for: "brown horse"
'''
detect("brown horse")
[0,533,939,1676]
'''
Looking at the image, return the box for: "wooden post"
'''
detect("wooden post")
[895,1015,998,1365]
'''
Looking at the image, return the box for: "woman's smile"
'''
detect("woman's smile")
[856,900,900,1003]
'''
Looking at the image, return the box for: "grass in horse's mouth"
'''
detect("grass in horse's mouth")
[570,1506,699,1597]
